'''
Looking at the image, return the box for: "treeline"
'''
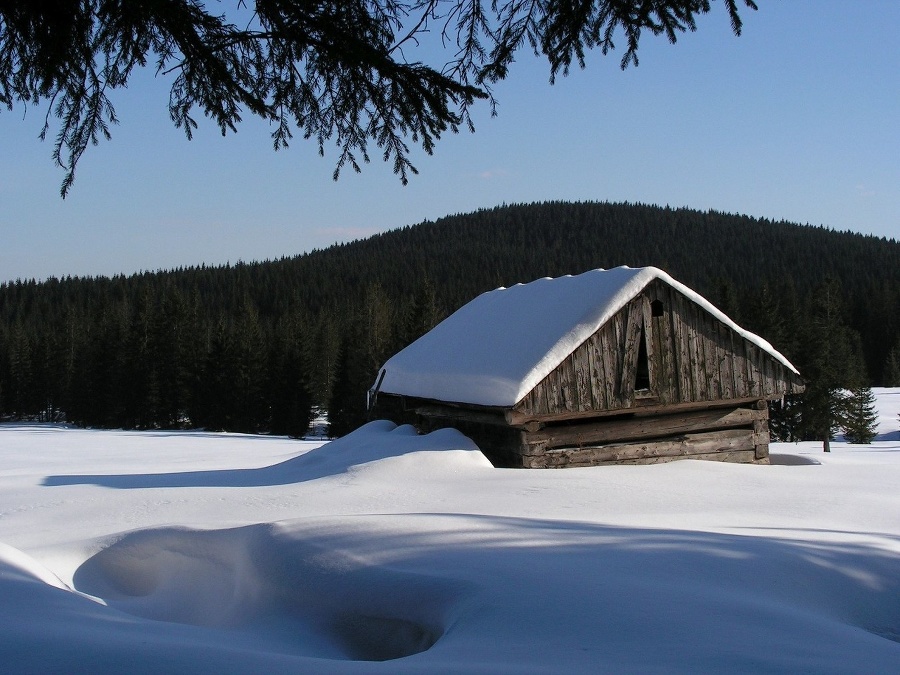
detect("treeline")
[1,201,898,437]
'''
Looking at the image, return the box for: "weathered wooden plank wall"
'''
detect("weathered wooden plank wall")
[517,402,771,468]
[516,279,801,419]
[522,428,762,468]
[524,406,768,451]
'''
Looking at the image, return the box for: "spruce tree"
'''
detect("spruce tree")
[769,395,802,442]
[306,315,340,407]
[796,278,864,451]
[232,299,267,433]
[2,2,757,196]
[885,344,900,387]
[363,282,395,375]
[327,313,379,438]
[269,313,313,438]
[154,284,192,428]
[714,278,740,324]
[743,283,786,352]
[842,387,878,444]
[196,316,235,432]
[327,337,368,438]
[400,274,444,348]
[8,323,33,419]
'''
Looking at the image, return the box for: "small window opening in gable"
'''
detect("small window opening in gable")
[635,323,651,391]
[651,299,664,317]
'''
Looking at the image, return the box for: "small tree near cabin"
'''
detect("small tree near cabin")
[797,278,865,452]
[841,387,878,444]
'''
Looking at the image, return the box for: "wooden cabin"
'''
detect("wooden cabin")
[370,267,804,468]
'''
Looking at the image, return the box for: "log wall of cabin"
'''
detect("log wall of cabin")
[515,402,771,468]
[375,393,774,468]
[515,279,802,420]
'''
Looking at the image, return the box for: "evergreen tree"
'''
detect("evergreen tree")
[796,278,864,451]
[400,274,444,348]
[121,289,160,428]
[769,395,803,442]
[743,283,786,352]
[269,313,314,438]
[714,278,740,324]
[58,309,83,423]
[180,288,207,427]
[842,387,878,444]
[231,299,268,433]
[885,343,900,387]
[32,329,65,421]
[363,282,395,376]
[153,284,193,428]
[195,316,235,432]
[306,314,341,407]
[327,330,370,438]
[2,2,756,196]
[7,323,33,418]
[68,304,130,428]
[0,324,8,418]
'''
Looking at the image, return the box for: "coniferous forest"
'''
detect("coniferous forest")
[1,202,898,440]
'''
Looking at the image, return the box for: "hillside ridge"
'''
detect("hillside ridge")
[1,201,898,432]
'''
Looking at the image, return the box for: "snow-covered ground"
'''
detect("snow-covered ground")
[1,390,898,673]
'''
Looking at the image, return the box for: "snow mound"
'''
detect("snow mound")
[43,421,490,489]
[287,421,489,480]
[0,542,70,590]
[70,515,900,671]
[73,523,469,661]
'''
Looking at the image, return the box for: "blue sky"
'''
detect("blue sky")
[1,1,897,283]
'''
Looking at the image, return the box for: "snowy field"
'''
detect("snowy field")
[1,390,898,673]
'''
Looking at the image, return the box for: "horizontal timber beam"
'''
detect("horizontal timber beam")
[521,429,761,467]
[508,397,768,427]
[415,404,511,428]
[525,406,767,449]
[523,449,764,468]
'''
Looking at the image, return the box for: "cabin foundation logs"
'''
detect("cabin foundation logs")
[390,399,772,468]
[518,401,770,468]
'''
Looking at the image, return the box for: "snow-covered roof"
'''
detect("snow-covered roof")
[376,266,799,408]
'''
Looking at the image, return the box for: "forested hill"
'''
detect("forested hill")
[1,201,898,435]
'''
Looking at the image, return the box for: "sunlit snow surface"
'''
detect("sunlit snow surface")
[1,390,899,673]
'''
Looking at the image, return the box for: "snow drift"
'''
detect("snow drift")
[1,391,899,672]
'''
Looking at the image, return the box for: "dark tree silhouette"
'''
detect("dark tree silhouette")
[2,201,897,435]
[795,279,865,452]
[1,0,756,195]
[842,387,878,445]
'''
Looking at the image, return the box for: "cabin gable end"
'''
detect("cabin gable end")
[514,278,804,422]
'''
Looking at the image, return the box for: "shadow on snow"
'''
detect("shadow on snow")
[42,421,477,489]
[4,516,898,672]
